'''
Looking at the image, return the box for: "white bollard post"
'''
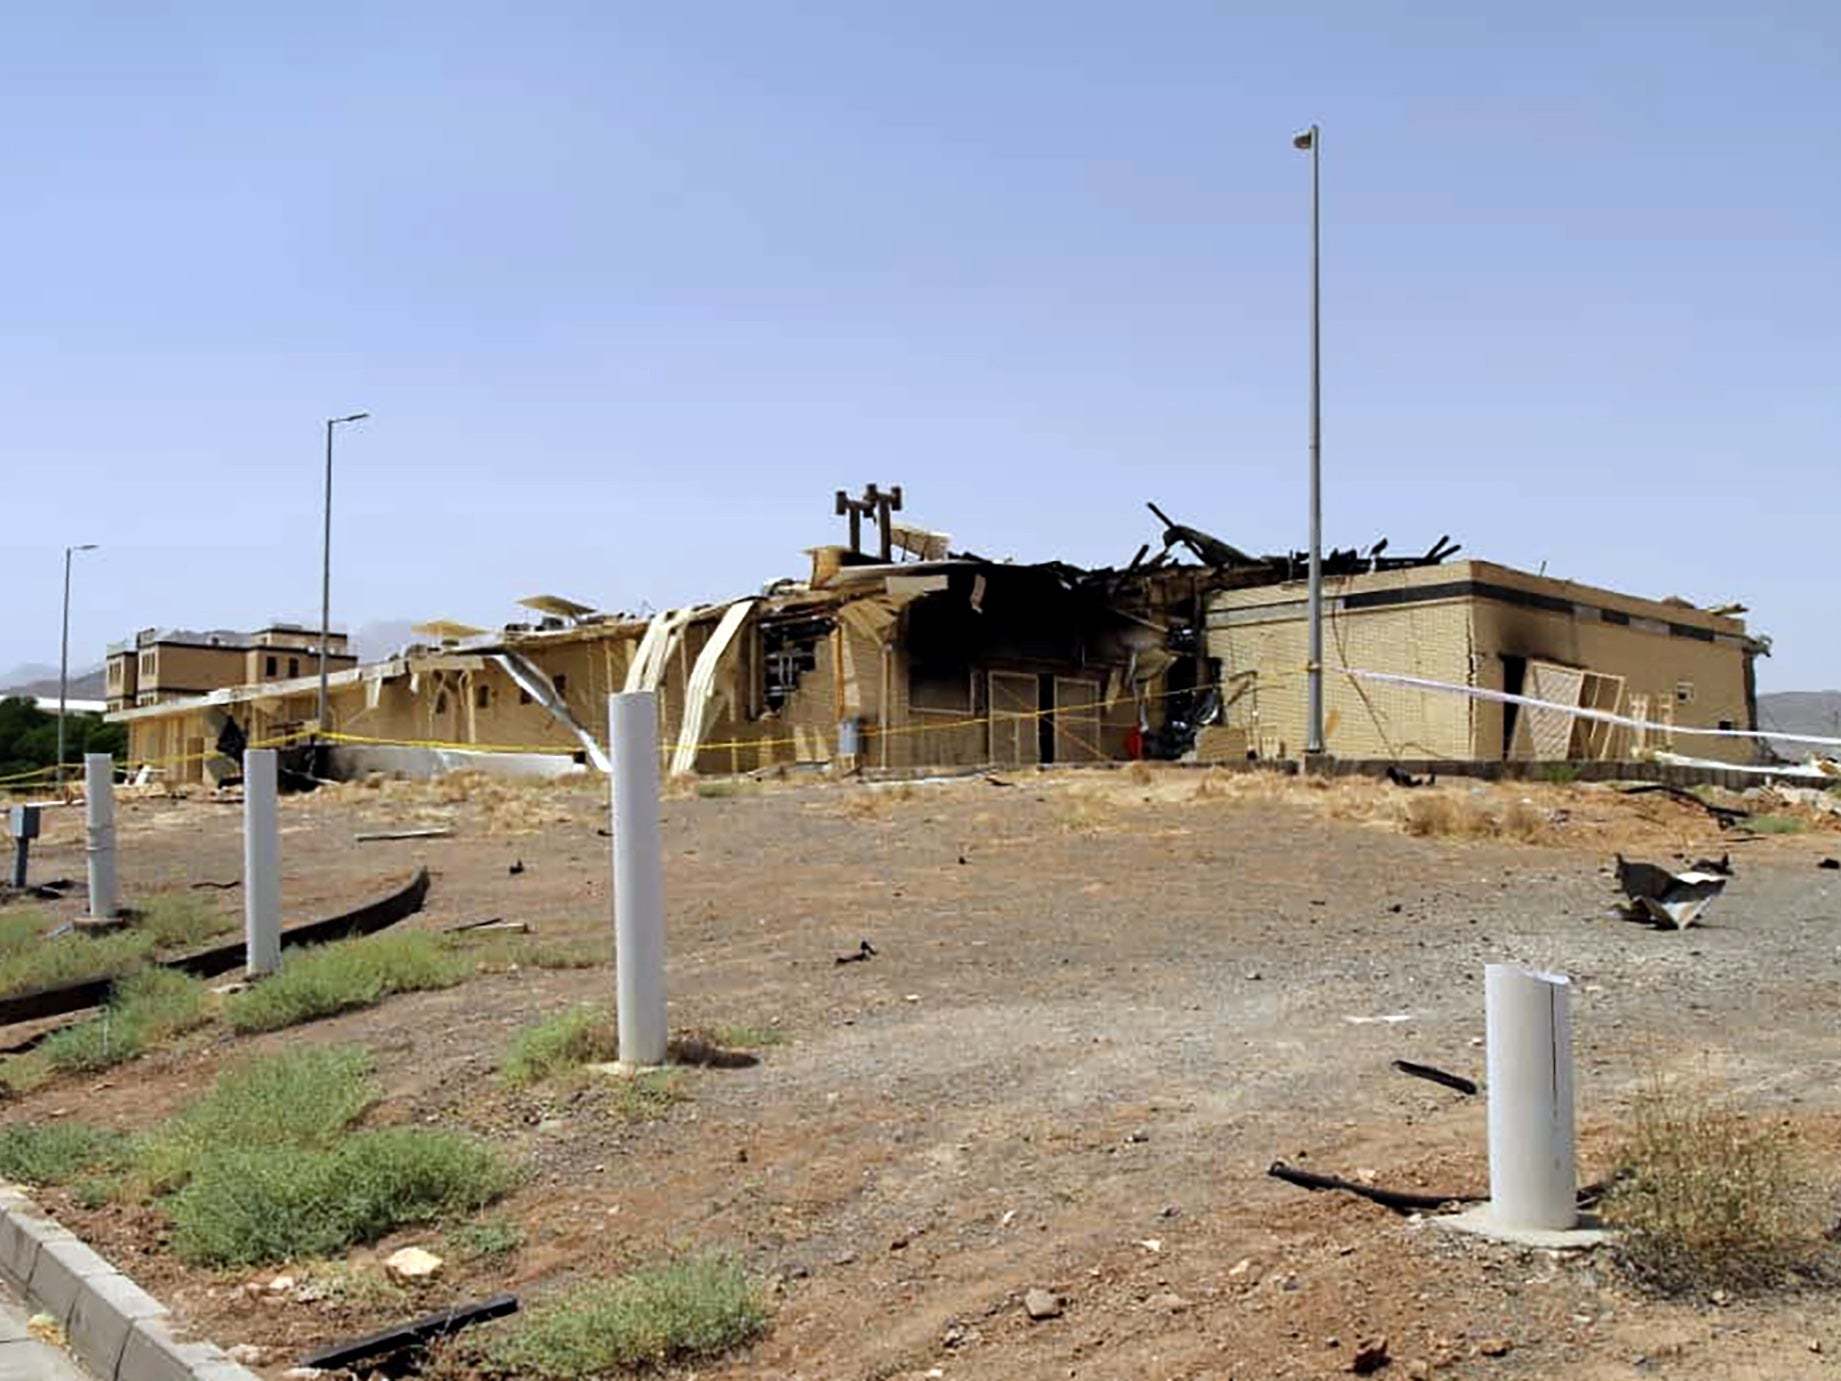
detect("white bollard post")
[83,753,120,921]
[242,750,282,976]
[1485,963,1576,1230]
[609,692,667,1067]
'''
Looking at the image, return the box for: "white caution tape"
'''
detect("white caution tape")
[1344,669,1841,750]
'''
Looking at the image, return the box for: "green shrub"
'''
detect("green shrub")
[0,1124,133,1186]
[503,1006,616,1087]
[37,969,211,1074]
[0,927,154,1000]
[1604,1081,1823,1294]
[224,932,465,1033]
[1540,763,1580,785]
[139,1045,375,1191]
[486,1254,766,1377]
[168,1128,511,1267]
[136,893,235,950]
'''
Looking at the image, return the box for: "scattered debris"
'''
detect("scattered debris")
[1478,1337,1513,1358]
[1385,766,1435,789]
[1136,1238,1163,1253]
[1023,1288,1064,1321]
[189,878,242,890]
[508,859,525,875]
[353,827,454,842]
[1689,853,1734,877]
[1349,1336,1391,1375]
[834,939,877,965]
[1615,853,1728,929]
[1821,858,1839,871]
[1267,1161,1480,1215]
[1345,1013,1414,1025]
[1391,1059,1478,1096]
[295,1293,519,1373]
[385,1246,445,1282]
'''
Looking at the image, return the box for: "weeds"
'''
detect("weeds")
[484,1254,765,1377]
[132,1045,512,1267]
[135,893,235,950]
[0,1124,133,1187]
[710,1024,786,1049]
[34,969,211,1075]
[138,1045,376,1192]
[0,926,154,1000]
[1603,1080,1825,1295]
[168,1129,512,1267]
[224,931,466,1033]
[503,1006,616,1087]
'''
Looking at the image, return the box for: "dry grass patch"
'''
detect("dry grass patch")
[1603,1081,1830,1295]
[1400,790,1552,843]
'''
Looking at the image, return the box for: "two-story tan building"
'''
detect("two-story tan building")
[106,626,356,713]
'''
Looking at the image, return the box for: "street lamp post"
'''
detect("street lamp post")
[319,412,370,732]
[57,543,99,792]
[1293,123,1324,758]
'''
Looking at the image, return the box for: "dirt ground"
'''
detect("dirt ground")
[5,766,1841,1380]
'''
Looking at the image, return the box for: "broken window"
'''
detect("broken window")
[553,673,568,697]
[476,683,492,709]
[758,615,832,714]
[435,690,449,714]
[519,688,532,705]
[265,655,278,677]
[288,657,299,678]
[1676,681,1695,705]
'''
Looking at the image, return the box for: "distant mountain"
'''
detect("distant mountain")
[1757,690,1841,760]
[1,663,107,700]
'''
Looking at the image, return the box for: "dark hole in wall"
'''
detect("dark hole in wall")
[1501,655,1528,758]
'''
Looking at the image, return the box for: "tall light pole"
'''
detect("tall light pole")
[57,543,100,792]
[1293,122,1324,758]
[319,412,369,731]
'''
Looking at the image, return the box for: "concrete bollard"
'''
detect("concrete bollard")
[83,754,120,921]
[242,749,282,976]
[609,692,667,1067]
[1484,963,1576,1230]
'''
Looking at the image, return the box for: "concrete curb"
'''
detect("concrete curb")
[0,1182,259,1381]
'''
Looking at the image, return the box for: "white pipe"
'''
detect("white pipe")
[242,749,282,976]
[609,692,667,1065]
[1485,963,1576,1230]
[83,753,119,920]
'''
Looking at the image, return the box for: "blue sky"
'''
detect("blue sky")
[3,1,1836,690]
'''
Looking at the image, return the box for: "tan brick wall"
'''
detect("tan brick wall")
[1209,581,1475,760]
[1208,560,1756,763]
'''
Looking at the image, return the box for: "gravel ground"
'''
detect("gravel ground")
[4,768,1841,1380]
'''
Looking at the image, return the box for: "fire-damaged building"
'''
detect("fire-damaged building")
[105,486,1768,782]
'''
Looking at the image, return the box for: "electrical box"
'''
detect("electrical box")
[7,804,40,840]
